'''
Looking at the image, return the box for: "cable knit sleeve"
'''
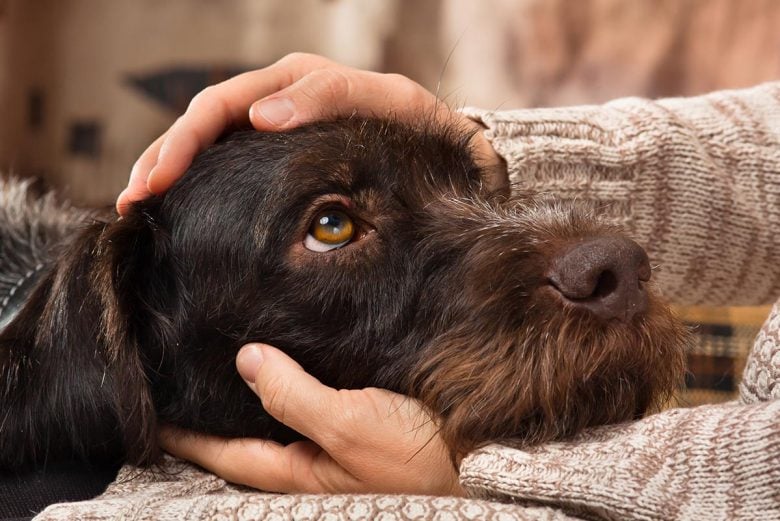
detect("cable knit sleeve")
[464,82,780,307]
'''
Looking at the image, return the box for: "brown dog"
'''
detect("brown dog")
[0,118,688,471]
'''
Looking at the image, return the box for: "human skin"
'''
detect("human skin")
[118,52,505,213]
[133,53,506,495]
[161,344,463,496]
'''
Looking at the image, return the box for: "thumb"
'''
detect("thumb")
[236,343,339,445]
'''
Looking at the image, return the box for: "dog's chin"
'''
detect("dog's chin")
[410,289,690,461]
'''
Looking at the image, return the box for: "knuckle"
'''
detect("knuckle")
[135,147,154,166]
[306,69,352,106]
[261,374,291,424]
[130,158,146,178]
[277,51,328,67]
[278,51,310,64]
[383,72,411,85]
[320,389,362,449]
[186,86,217,112]
[286,447,315,492]
[384,73,429,107]
[170,115,186,131]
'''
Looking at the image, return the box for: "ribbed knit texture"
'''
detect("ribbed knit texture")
[741,301,780,404]
[34,83,780,520]
[464,82,780,307]
[460,400,780,521]
[35,456,575,521]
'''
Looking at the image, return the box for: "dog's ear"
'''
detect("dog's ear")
[91,201,172,465]
[0,201,168,469]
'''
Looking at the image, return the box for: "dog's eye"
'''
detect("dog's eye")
[304,209,355,252]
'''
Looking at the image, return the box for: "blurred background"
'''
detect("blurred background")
[1,0,778,405]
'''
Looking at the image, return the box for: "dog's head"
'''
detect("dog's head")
[0,117,688,469]
[119,117,687,458]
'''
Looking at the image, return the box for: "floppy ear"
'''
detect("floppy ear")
[0,201,168,470]
[92,200,173,465]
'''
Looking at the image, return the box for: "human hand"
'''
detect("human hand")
[118,52,505,214]
[159,343,463,496]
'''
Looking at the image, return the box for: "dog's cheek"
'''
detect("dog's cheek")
[408,292,689,460]
[408,326,539,459]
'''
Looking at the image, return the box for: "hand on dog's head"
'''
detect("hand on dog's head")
[0,117,688,470]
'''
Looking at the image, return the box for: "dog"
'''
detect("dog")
[0,117,688,471]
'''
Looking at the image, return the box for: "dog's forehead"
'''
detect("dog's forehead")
[166,119,483,249]
[266,118,483,201]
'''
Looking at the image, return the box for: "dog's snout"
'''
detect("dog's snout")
[547,237,651,322]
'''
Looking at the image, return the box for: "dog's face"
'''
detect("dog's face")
[0,118,688,469]
[121,119,686,457]
[129,120,492,444]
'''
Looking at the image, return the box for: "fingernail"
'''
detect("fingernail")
[255,98,295,127]
[236,344,265,383]
[115,190,129,215]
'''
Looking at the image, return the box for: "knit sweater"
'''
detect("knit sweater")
[35,83,780,521]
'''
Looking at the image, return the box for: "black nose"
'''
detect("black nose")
[546,237,651,322]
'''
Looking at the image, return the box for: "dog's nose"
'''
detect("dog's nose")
[546,237,651,322]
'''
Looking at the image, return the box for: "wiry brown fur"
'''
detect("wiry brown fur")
[409,196,688,458]
[0,117,689,471]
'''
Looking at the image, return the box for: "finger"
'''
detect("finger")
[236,344,345,449]
[145,89,241,195]
[159,425,295,491]
[248,69,504,192]
[116,131,169,214]
[146,53,335,195]
[249,69,441,131]
[159,426,357,493]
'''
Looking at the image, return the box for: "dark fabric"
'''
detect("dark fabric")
[0,462,119,520]
[677,312,764,407]
[0,267,44,333]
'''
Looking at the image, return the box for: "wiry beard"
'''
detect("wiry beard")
[407,194,691,460]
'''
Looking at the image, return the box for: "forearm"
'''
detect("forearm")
[465,82,780,306]
[459,399,780,520]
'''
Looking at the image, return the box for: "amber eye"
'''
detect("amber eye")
[304,209,355,252]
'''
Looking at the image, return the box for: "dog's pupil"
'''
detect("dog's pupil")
[313,210,353,244]
[320,214,340,228]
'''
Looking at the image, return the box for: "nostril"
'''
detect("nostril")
[591,270,618,300]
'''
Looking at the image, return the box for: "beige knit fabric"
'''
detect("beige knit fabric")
[37,457,575,521]
[460,82,780,520]
[465,82,780,307]
[460,400,780,520]
[35,83,780,520]
[741,301,780,403]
